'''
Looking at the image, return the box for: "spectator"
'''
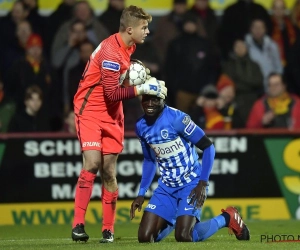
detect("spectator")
[99,0,125,35]
[285,34,300,96]
[51,0,109,58]
[46,0,77,57]
[0,1,29,50]
[245,19,283,90]
[7,33,55,117]
[52,20,90,114]
[188,0,219,56]
[246,73,300,129]
[0,79,16,133]
[0,20,33,86]
[192,85,224,130]
[67,40,95,114]
[290,0,300,29]
[222,39,264,123]
[153,0,205,64]
[165,14,216,112]
[271,0,298,67]
[218,0,272,59]
[216,74,245,129]
[20,0,46,40]
[8,85,50,132]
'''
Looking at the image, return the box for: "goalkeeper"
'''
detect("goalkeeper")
[130,94,250,242]
[72,5,166,244]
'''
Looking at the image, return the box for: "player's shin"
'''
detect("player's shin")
[73,169,97,228]
[192,215,226,242]
[154,224,174,242]
[101,186,118,232]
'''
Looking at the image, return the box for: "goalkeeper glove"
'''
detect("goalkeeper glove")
[135,77,167,99]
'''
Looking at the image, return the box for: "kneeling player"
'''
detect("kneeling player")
[130,94,250,242]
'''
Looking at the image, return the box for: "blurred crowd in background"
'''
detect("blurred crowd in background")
[0,0,300,134]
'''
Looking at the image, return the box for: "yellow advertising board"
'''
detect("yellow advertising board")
[0,198,290,226]
[0,0,297,14]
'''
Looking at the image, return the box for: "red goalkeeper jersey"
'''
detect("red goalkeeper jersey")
[74,33,136,122]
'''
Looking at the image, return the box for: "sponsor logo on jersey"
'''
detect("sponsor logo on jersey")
[161,129,168,139]
[151,137,184,158]
[102,60,120,71]
[182,115,191,125]
[82,142,101,147]
[184,120,196,135]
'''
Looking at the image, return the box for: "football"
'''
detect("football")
[127,61,147,86]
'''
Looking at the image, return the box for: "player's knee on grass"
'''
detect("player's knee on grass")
[138,226,158,243]
[174,228,193,242]
[138,230,155,243]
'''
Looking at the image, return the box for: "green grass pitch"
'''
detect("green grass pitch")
[1,220,300,250]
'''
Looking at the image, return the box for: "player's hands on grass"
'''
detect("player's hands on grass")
[188,180,208,209]
[135,77,167,99]
[130,196,145,220]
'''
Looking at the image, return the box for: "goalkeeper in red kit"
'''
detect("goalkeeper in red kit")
[71,5,167,243]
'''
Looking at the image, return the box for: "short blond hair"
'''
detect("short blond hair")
[119,5,152,32]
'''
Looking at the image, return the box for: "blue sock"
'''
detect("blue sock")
[155,224,174,242]
[221,212,230,226]
[192,215,227,242]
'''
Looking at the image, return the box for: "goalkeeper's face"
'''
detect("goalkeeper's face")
[131,19,150,44]
[141,95,164,117]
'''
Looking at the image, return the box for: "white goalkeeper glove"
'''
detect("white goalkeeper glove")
[135,77,167,99]
[145,67,151,80]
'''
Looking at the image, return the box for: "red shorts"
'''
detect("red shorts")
[75,114,124,154]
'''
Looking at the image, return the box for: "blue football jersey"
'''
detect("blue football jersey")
[135,105,206,188]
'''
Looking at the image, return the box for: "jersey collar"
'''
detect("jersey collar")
[116,33,131,49]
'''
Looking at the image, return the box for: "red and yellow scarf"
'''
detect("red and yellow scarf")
[26,55,41,74]
[204,107,225,130]
[271,16,296,66]
[267,92,292,115]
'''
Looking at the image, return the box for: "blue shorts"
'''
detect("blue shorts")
[144,178,208,226]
